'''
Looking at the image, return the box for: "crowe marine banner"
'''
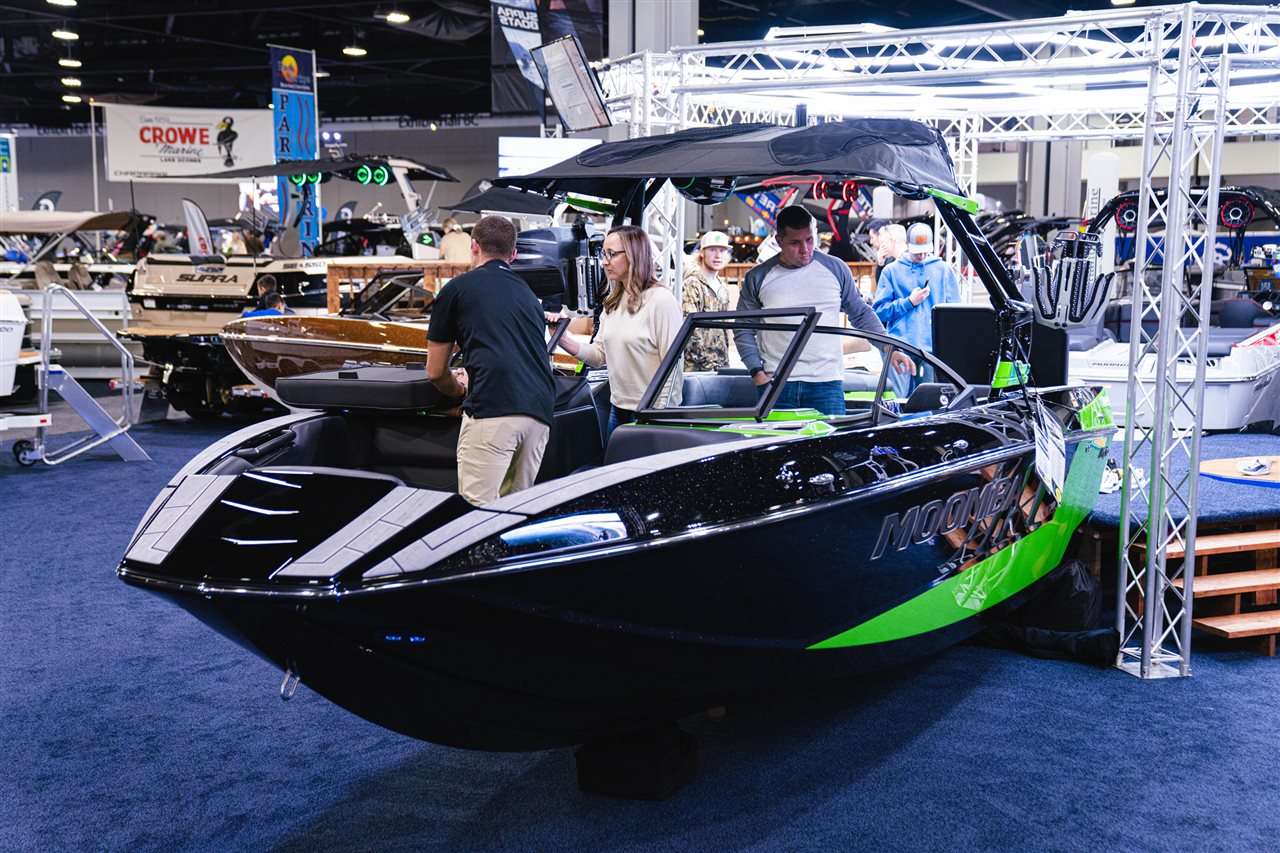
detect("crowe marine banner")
[103,104,273,183]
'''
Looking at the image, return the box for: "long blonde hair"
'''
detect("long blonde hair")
[603,225,660,315]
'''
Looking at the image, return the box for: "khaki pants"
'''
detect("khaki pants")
[456,413,550,506]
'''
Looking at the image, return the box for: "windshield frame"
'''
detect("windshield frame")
[635,308,968,423]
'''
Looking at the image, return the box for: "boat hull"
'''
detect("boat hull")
[119,395,1112,750]
[222,314,430,393]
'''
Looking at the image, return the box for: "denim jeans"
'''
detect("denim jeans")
[763,379,846,416]
[606,405,637,439]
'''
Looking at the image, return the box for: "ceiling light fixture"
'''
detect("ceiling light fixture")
[52,28,79,40]
[342,45,367,57]
[60,76,82,87]
[58,57,81,68]
[1110,0,1136,5]
[47,0,77,6]
[61,94,81,103]
[385,10,410,24]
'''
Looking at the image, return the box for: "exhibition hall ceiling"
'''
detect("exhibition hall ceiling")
[1,0,1273,127]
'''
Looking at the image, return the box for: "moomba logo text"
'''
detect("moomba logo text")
[870,474,1021,560]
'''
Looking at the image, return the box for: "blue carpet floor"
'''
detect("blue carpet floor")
[4,421,1280,851]
[1090,433,1280,529]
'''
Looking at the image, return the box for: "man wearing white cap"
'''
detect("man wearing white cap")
[873,221,961,396]
[682,230,733,371]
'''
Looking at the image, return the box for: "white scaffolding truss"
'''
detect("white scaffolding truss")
[594,3,1280,678]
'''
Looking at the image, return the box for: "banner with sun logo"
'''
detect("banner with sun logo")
[270,44,321,256]
[102,104,272,183]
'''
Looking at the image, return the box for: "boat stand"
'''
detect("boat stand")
[9,284,149,466]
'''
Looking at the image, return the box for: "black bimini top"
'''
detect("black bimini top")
[184,155,458,183]
[500,118,961,200]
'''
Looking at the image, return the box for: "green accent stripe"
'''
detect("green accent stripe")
[808,436,1109,649]
[565,195,615,214]
[926,187,980,214]
[991,359,1029,388]
[845,390,896,401]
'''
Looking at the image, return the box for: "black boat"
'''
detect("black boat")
[118,119,1115,751]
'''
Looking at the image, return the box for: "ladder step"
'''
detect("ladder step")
[1171,569,1280,597]
[1163,530,1280,559]
[1192,610,1280,639]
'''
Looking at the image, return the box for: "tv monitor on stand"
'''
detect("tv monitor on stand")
[531,35,612,133]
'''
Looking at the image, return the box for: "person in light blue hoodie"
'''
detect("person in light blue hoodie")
[873,222,961,398]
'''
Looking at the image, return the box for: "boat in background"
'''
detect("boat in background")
[222,272,436,396]
[0,210,141,378]
[119,155,458,417]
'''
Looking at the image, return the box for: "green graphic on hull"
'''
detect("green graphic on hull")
[808,436,1109,649]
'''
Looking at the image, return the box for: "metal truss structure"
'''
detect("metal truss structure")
[595,3,1280,678]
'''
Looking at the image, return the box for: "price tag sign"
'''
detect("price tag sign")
[1033,397,1066,503]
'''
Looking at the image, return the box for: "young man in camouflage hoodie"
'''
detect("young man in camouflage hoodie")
[681,230,733,372]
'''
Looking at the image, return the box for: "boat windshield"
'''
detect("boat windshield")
[636,307,967,424]
[345,272,435,320]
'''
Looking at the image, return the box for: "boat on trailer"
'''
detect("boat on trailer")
[117,119,1114,751]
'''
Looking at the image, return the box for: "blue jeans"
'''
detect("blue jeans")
[606,405,637,439]
[762,379,846,416]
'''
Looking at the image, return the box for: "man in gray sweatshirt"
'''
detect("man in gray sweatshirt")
[734,205,913,415]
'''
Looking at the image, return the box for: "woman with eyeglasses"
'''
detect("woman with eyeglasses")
[554,225,683,438]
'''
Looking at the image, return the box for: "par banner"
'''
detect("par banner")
[270,44,321,256]
[103,103,272,183]
[0,135,17,212]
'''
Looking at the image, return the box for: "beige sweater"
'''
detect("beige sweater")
[577,285,684,410]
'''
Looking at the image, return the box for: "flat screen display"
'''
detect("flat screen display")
[531,35,612,133]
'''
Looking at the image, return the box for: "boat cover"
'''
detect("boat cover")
[0,211,136,234]
[499,118,961,199]
[182,155,458,183]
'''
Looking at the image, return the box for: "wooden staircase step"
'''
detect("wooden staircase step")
[1170,569,1280,597]
[1192,610,1280,639]
[1164,530,1280,560]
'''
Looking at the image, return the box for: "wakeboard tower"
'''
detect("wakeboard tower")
[117,119,1115,751]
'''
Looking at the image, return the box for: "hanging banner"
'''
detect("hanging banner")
[0,135,17,212]
[490,0,604,115]
[102,104,272,182]
[270,44,321,256]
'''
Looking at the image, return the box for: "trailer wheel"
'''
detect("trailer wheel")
[12,439,37,466]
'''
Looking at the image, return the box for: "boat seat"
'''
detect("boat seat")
[1217,298,1270,328]
[276,364,451,411]
[603,423,743,465]
[369,416,461,491]
[537,374,605,482]
[680,372,758,408]
[842,370,879,393]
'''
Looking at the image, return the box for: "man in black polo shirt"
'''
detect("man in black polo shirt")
[426,215,554,505]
